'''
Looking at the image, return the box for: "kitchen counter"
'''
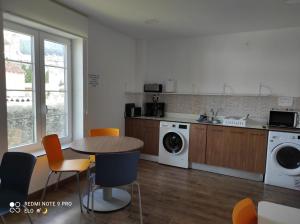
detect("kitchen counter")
[125,114,269,179]
[129,116,300,133]
[129,116,267,130]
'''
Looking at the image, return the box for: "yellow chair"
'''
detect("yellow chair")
[41,134,90,212]
[88,128,120,163]
[232,198,257,224]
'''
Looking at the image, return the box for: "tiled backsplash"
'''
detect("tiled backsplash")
[138,94,300,122]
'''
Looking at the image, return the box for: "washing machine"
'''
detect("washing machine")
[265,131,300,190]
[158,121,190,168]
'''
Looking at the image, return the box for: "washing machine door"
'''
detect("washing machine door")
[271,142,300,175]
[162,131,185,155]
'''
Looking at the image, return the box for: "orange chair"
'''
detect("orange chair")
[41,134,90,212]
[232,198,257,224]
[88,128,120,163]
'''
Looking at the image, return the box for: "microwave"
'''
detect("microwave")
[269,110,299,128]
[144,83,163,93]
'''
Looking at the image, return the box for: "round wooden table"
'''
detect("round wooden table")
[70,136,144,212]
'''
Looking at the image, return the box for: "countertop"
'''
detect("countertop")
[127,116,300,133]
[128,116,268,130]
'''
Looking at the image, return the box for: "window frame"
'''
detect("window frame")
[39,31,72,145]
[4,21,72,152]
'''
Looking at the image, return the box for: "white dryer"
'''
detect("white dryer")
[265,131,300,190]
[158,121,190,168]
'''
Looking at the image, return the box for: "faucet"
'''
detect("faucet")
[210,108,217,121]
[210,108,222,122]
[210,108,215,120]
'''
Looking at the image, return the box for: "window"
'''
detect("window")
[4,29,35,148]
[4,22,72,150]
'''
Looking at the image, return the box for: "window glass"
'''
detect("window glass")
[4,30,35,148]
[4,30,32,63]
[44,40,68,138]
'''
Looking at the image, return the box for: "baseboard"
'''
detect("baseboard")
[140,154,159,162]
[140,154,263,181]
[191,162,264,182]
[28,170,90,200]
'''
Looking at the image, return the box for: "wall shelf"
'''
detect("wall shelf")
[124,91,273,97]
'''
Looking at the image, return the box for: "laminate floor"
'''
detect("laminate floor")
[4,160,300,224]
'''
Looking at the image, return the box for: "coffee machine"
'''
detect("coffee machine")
[125,103,141,117]
[144,95,165,117]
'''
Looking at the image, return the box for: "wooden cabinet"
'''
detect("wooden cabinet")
[189,124,207,163]
[246,129,268,173]
[142,120,160,155]
[125,118,143,140]
[125,118,159,155]
[206,126,267,173]
[126,118,268,173]
[206,126,226,167]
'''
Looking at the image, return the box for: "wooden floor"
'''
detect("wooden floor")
[4,160,300,224]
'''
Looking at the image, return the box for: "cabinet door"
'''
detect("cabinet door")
[142,120,160,155]
[223,128,249,170]
[206,126,226,167]
[125,118,160,156]
[224,128,267,173]
[125,118,134,137]
[246,129,267,173]
[125,118,144,140]
[206,125,268,173]
[189,124,207,163]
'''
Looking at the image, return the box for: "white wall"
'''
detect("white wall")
[143,27,300,97]
[135,40,147,92]
[87,19,136,135]
[2,0,88,37]
[72,38,87,140]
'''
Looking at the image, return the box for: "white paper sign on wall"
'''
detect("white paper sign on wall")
[88,74,100,87]
[278,96,294,107]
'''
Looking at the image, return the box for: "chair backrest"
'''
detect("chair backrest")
[0,152,36,196]
[95,151,140,187]
[232,198,257,224]
[89,128,120,137]
[42,134,64,166]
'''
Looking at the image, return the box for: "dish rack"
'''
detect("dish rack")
[223,117,248,127]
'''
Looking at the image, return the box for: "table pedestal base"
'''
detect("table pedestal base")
[83,188,131,212]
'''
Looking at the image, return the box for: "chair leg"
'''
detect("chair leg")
[41,171,53,201]
[135,182,143,224]
[76,172,83,213]
[91,185,95,214]
[86,169,91,213]
[1,216,6,224]
[55,172,62,191]
[26,212,33,224]
[23,205,33,224]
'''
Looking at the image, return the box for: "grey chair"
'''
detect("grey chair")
[87,151,142,224]
[0,152,36,224]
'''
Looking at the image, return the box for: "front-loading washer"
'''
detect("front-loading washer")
[265,131,300,190]
[158,121,190,168]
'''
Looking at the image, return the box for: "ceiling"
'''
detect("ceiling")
[55,0,300,39]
